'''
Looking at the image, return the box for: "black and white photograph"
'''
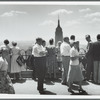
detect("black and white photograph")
[0,1,100,97]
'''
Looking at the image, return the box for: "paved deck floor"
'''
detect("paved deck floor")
[12,78,100,95]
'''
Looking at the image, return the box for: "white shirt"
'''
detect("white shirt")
[60,42,71,56]
[70,47,79,65]
[70,40,75,47]
[42,46,47,56]
[32,44,46,57]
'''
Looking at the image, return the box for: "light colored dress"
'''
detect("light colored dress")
[0,57,15,94]
[0,45,11,73]
[67,47,84,84]
[11,46,22,73]
[56,46,62,71]
[56,46,62,62]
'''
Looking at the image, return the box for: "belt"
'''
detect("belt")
[62,55,70,57]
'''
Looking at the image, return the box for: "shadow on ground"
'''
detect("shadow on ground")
[12,79,26,84]
[40,90,56,95]
[68,84,89,95]
[70,91,88,95]
[44,78,61,85]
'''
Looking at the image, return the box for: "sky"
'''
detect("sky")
[0,2,100,45]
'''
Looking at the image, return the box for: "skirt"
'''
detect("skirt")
[67,65,84,84]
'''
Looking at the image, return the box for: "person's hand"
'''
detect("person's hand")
[39,51,44,56]
[79,55,83,58]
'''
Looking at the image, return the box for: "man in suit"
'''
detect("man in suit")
[91,34,100,84]
[85,35,93,81]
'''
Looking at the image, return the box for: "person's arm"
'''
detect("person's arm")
[70,55,81,61]
[0,60,3,70]
[70,49,81,61]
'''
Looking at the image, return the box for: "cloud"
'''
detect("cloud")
[48,9,73,16]
[79,8,91,13]
[85,12,100,18]
[1,10,27,17]
[39,20,56,26]
[87,17,100,23]
[65,20,80,27]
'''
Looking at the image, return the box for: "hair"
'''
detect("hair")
[49,38,54,45]
[85,35,90,39]
[36,38,42,43]
[63,37,69,42]
[42,40,46,44]
[97,34,100,40]
[57,41,62,45]
[70,35,75,40]
[73,41,79,45]
[12,41,17,46]
[4,39,9,45]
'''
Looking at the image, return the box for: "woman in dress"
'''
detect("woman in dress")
[46,38,57,79]
[56,41,62,71]
[0,39,11,74]
[11,41,22,81]
[0,50,15,94]
[67,41,85,93]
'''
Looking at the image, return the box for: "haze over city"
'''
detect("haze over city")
[0,2,100,45]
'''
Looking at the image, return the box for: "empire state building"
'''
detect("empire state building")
[55,18,63,46]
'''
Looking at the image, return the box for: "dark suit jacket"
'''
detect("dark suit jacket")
[86,42,93,58]
[92,40,100,61]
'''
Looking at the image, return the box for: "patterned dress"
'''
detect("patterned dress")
[56,46,62,71]
[46,45,57,78]
[0,57,15,94]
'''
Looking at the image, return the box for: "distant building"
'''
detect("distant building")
[55,17,63,46]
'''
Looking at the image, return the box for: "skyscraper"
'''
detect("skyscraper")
[55,17,63,46]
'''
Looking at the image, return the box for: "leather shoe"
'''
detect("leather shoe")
[68,88,74,94]
[61,82,67,85]
[39,90,46,94]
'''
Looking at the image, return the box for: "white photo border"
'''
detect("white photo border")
[0,1,100,99]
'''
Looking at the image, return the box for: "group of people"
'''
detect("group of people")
[31,35,83,94]
[0,33,100,94]
[31,34,100,94]
[85,34,100,84]
[0,39,25,94]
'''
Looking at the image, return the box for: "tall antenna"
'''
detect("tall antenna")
[58,14,60,27]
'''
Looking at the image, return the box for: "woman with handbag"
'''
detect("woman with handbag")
[10,41,22,81]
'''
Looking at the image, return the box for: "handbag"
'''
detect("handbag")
[16,55,24,66]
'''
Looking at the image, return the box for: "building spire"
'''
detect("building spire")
[58,14,60,27]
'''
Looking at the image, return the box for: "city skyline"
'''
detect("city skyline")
[0,2,100,45]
